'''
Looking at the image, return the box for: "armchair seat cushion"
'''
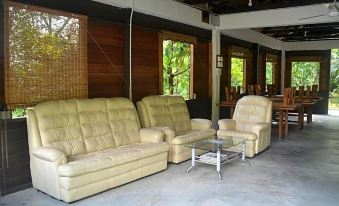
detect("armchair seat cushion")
[59,142,169,177]
[217,130,257,141]
[171,129,215,145]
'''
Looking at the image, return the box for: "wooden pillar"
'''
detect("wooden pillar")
[0,3,5,109]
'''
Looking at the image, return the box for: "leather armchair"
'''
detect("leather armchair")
[217,95,272,157]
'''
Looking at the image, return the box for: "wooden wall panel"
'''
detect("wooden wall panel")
[87,18,125,98]
[132,27,160,102]
[193,40,212,98]
[220,44,230,93]
[245,52,255,88]
[257,51,266,89]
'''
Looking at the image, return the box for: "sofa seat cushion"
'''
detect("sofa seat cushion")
[217,130,257,141]
[171,129,215,145]
[58,142,169,177]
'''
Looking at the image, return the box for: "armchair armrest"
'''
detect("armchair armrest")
[32,147,67,165]
[191,118,212,130]
[251,122,271,134]
[140,128,164,143]
[218,119,236,130]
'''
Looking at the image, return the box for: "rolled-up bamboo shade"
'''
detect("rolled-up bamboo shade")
[4,1,88,109]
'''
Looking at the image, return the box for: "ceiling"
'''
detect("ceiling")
[175,0,333,14]
[253,22,339,41]
[176,0,339,42]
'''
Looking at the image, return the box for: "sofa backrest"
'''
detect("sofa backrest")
[137,95,191,133]
[233,95,272,132]
[27,98,141,156]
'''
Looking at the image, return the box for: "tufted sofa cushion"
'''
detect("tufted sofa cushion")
[34,99,85,156]
[138,95,191,133]
[33,98,142,156]
[59,142,169,177]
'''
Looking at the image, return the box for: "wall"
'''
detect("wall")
[193,41,212,98]
[132,27,161,101]
[88,18,126,98]
[0,119,31,196]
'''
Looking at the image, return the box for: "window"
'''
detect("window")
[162,31,196,100]
[4,1,87,111]
[291,62,320,88]
[231,57,245,89]
[266,62,273,85]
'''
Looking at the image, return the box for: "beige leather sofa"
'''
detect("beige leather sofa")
[137,95,216,163]
[26,98,169,202]
[217,95,272,157]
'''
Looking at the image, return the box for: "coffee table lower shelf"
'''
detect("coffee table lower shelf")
[186,139,250,180]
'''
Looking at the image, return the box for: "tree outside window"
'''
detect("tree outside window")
[163,40,192,100]
[266,62,273,85]
[291,62,320,88]
[231,57,244,88]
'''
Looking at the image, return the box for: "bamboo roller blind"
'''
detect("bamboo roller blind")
[4,1,88,109]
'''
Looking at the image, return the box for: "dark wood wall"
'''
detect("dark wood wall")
[193,41,212,98]
[88,18,126,98]
[286,50,331,114]
[0,119,31,196]
[132,27,161,101]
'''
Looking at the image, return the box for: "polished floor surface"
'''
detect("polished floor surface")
[1,114,339,206]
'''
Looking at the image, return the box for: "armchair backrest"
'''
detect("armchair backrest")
[137,95,192,133]
[233,96,272,131]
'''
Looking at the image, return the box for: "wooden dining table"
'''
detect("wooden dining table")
[268,95,321,124]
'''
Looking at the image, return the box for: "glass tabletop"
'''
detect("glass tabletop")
[184,136,247,153]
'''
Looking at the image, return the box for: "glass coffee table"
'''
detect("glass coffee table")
[185,136,249,180]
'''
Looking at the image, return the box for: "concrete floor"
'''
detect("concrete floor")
[1,114,339,206]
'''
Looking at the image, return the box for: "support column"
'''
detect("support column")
[280,49,286,94]
[211,28,221,128]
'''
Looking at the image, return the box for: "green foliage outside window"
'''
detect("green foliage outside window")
[329,49,339,109]
[266,62,273,85]
[11,108,27,118]
[291,62,320,88]
[163,40,191,99]
[231,57,244,87]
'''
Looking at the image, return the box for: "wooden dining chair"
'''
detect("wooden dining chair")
[305,86,311,98]
[311,85,318,97]
[255,85,262,96]
[299,86,305,98]
[247,85,255,95]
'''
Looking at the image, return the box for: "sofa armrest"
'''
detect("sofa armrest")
[251,122,271,135]
[148,127,175,144]
[218,119,236,130]
[32,147,67,165]
[140,128,164,143]
[191,119,212,130]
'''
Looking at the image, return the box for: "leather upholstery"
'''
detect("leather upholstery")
[137,95,216,163]
[27,97,169,202]
[217,95,272,157]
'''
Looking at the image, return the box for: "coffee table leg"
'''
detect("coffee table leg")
[186,146,195,173]
[216,150,222,180]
